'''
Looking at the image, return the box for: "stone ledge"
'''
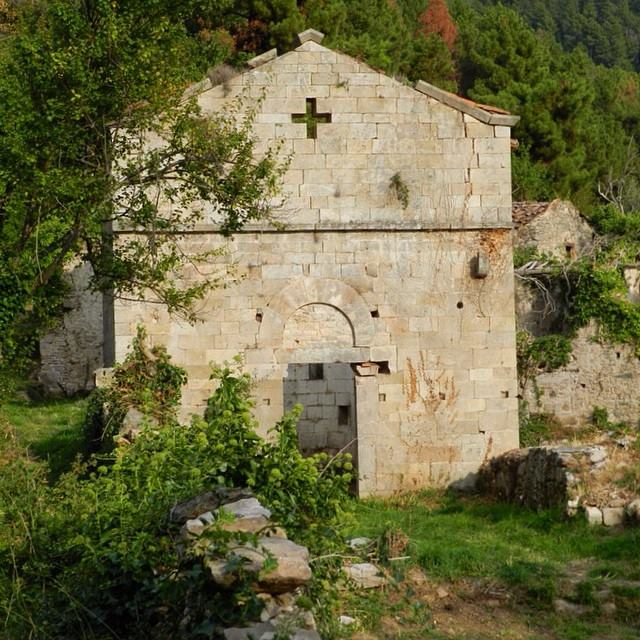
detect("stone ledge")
[247,48,278,69]
[414,80,520,128]
[114,221,514,235]
[297,29,325,45]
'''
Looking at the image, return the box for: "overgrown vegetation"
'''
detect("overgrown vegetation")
[83,326,187,451]
[343,491,640,639]
[0,342,353,639]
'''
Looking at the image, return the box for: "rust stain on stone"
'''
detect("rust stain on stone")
[404,354,459,414]
[404,357,419,407]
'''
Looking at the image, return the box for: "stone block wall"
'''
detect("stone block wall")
[522,322,640,426]
[284,363,356,456]
[114,227,519,496]
[38,262,103,396]
[187,39,515,231]
[112,33,520,496]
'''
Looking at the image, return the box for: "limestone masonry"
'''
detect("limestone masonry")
[59,30,523,495]
[513,200,640,426]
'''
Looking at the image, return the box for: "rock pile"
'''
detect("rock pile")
[478,445,640,527]
[171,489,320,640]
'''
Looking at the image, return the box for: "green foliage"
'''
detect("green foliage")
[476,0,640,72]
[0,352,352,638]
[83,326,187,451]
[390,172,410,209]
[518,332,573,374]
[303,0,457,87]
[519,412,557,447]
[592,406,611,429]
[512,243,540,268]
[0,0,289,389]
[517,330,572,397]
[564,254,640,352]
[201,360,353,544]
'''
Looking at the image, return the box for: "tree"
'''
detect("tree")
[419,0,457,51]
[303,0,414,76]
[457,6,632,206]
[0,0,287,388]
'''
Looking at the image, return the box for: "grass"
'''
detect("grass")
[338,491,640,639]
[1,394,87,479]
[2,395,639,639]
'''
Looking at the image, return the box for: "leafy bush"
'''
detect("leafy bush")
[1,351,353,638]
[519,412,559,447]
[83,325,187,451]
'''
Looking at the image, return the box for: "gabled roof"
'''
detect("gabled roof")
[240,29,520,128]
[512,202,552,228]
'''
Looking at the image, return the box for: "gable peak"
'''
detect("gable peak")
[298,28,325,45]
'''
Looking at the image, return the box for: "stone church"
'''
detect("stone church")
[43,29,521,496]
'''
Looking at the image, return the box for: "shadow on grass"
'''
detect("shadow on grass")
[28,427,86,479]
[2,395,88,480]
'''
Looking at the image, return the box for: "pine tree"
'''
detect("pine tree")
[419,0,457,52]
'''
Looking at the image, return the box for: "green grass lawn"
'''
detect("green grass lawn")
[1,394,87,479]
[340,492,640,639]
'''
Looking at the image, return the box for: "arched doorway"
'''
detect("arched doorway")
[282,303,357,460]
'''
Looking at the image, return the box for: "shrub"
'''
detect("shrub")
[520,412,559,447]
[1,352,353,638]
[82,325,187,451]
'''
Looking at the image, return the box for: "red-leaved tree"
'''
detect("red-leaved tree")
[419,0,457,52]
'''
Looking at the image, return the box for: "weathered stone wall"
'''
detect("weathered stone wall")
[38,262,103,396]
[514,200,594,261]
[112,33,520,496]
[523,322,640,426]
[513,200,640,427]
[284,362,356,456]
[114,228,519,496]
[478,447,569,510]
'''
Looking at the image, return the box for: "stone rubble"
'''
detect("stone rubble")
[171,490,319,639]
[344,562,387,589]
[478,444,640,527]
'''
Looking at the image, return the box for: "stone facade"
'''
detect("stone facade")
[112,30,520,496]
[523,322,640,425]
[513,200,594,262]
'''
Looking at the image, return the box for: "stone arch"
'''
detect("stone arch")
[283,303,354,349]
[257,278,374,350]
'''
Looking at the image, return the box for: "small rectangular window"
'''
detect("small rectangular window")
[338,405,350,426]
[309,363,324,380]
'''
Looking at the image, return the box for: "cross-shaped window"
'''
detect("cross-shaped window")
[291,98,331,139]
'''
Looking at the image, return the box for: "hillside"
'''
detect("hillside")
[474,0,640,71]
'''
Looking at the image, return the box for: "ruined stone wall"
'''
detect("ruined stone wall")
[38,262,103,396]
[514,201,594,260]
[523,322,640,426]
[514,201,639,427]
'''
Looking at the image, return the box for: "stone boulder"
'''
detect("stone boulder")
[344,563,387,589]
[170,488,254,524]
[207,537,312,593]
